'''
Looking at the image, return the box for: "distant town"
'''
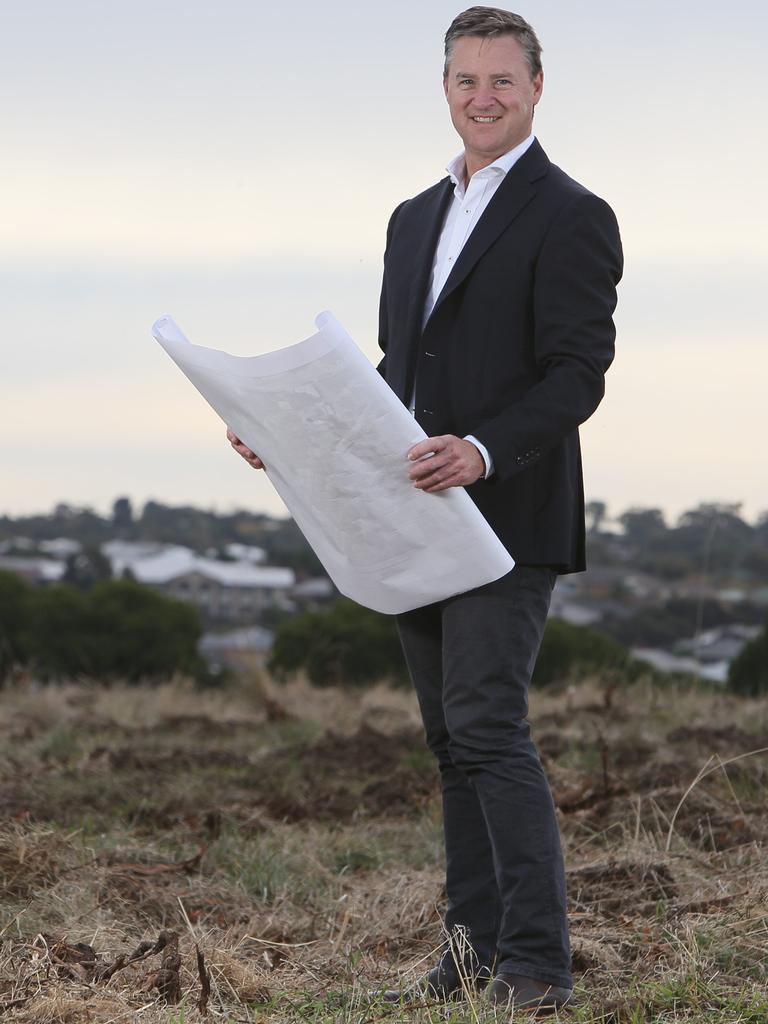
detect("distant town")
[1,497,766,683]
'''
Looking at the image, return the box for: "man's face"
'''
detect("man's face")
[444,34,543,170]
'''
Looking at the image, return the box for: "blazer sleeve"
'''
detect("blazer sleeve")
[471,192,623,481]
[377,201,406,379]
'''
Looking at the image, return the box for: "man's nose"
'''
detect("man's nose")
[471,86,496,109]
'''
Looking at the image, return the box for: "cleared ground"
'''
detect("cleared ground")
[0,672,767,1023]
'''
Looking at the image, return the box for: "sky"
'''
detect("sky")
[1,0,767,527]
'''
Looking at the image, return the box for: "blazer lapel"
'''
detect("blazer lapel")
[428,139,550,320]
[400,177,454,401]
[406,177,453,331]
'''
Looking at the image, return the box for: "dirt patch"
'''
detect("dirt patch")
[270,723,423,777]
[666,724,768,750]
[146,713,265,737]
[0,825,79,898]
[568,859,677,916]
[248,724,435,823]
[80,745,254,773]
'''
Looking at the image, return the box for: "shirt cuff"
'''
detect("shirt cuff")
[464,435,494,479]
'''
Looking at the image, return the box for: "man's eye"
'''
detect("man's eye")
[459,78,473,86]
[496,79,511,86]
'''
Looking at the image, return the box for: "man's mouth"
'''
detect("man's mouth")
[471,116,500,123]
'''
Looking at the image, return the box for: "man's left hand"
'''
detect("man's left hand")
[407,435,485,492]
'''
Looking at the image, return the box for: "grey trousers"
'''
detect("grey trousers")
[396,566,572,989]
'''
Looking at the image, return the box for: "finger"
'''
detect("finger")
[422,472,462,492]
[226,427,239,443]
[408,456,450,481]
[415,467,460,490]
[407,437,446,461]
[234,442,257,459]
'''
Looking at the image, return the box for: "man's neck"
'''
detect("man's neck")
[461,129,535,184]
[463,152,503,182]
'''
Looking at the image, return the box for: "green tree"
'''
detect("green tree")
[62,546,113,590]
[269,599,407,687]
[80,580,205,681]
[27,584,91,678]
[0,571,33,680]
[728,619,768,696]
[2,576,207,684]
[533,618,632,687]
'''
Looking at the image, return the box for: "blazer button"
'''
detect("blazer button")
[422,409,434,415]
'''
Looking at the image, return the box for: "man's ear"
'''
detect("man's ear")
[443,74,449,100]
[532,70,544,106]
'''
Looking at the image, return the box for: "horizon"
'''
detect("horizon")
[1,493,764,531]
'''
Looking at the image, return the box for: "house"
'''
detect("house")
[223,543,266,564]
[675,624,762,665]
[199,625,275,672]
[292,576,335,608]
[102,542,295,623]
[630,646,728,683]
[38,538,82,559]
[0,556,65,584]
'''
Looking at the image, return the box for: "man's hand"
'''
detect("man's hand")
[227,427,265,470]
[407,435,484,492]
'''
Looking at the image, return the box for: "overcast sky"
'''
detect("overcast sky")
[2,0,766,525]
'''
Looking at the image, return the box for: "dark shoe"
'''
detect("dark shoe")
[380,963,490,1004]
[486,973,573,1016]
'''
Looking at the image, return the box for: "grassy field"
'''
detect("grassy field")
[1,671,767,1023]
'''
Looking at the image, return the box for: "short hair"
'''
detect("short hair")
[444,7,543,80]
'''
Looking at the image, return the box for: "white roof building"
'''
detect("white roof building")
[101,541,295,622]
[38,538,82,559]
[224,543,267,564]
[0,556,65,583]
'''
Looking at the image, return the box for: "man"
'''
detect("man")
[229,6,622,1016]
[377,6,622,1014]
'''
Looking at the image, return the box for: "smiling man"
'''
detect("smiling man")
[376,6,623,1017]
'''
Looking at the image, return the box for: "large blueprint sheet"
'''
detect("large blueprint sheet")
[152,312,514,614]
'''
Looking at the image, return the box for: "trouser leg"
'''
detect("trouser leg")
[440,567,571,988]
[396,602,499,973]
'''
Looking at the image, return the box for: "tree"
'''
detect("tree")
[533,618,632,687]
[0,576,208,684]
[112,496,134,535]
[755,511,768,549]
[619,507,667,547]
[728,619,768,696]
[0,572,33,680]
[675,503,753,576]
[62,546,113,590]
[585,500,608,535]
[27,584,91,678]
[80,580,205,681]
[269,599,408,687]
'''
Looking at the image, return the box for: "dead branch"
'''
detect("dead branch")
[145,931,181,1004]
[107,845,207,876]
[94,929,173,983]
[196,944,211,1016]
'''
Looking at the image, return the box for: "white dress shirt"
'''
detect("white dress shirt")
[412,133,536,479]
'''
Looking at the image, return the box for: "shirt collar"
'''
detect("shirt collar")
[447,133,536,197]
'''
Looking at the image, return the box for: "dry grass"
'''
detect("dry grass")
[1,673,767,1022]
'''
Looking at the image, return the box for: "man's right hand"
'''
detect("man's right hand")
[227,427,265,470]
